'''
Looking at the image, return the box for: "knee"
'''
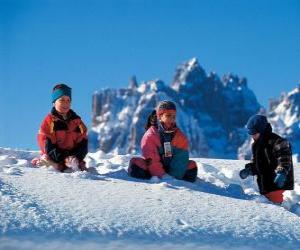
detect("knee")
[183,160,198,182]
[188,160,198,170]
[128,157,151,179]
[129,157,147,170]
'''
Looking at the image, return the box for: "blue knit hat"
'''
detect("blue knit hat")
[246,115,269,135]
[52,84,72,103]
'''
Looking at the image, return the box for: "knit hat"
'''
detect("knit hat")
[246,115,269,135]
[52,83,72,103]
[156,100,176,116]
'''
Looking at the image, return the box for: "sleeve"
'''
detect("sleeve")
[244,162,258,176]
[250,143,256,163]
[71,138,88,161]
[273,138,293,173]
[248,144,258,175]
[37,116,51,154]
[37,116,67,163]
[71,119,88,161]
[141,131,165,178]
[75,119,88,144]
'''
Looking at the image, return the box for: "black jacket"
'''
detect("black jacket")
[250,127,294,194]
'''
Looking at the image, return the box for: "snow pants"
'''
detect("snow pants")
[128,157,198,182]
[264,190,284,204]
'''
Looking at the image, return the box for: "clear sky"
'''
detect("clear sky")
[1,0,300,150]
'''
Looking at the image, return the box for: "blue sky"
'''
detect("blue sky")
[1,0,300,150]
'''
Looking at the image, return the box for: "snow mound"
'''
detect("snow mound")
[1,147,300,250]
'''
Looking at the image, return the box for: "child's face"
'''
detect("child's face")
[54,95,71,115]
[252,133,260,141]
[159,111,176,128]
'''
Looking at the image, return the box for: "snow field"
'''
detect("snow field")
[1,148,300,249]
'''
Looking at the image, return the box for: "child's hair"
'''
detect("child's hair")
[53,83,70,91]
[145,110,157,130]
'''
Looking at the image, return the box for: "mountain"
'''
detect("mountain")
[239,85,300,161]
[90,58,261,158]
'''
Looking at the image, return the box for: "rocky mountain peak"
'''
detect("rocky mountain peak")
[90,58,261,158]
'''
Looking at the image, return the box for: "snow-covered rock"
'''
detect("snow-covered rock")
[91,58,261,158]
[238,85,300,161]
[268,86,300,161]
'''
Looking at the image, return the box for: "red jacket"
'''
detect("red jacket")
[38,108,88,163]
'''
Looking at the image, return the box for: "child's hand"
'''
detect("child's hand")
[274,168,287,188]
[239,163,254,179]
[65,156,80,171]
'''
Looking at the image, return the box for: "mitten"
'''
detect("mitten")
[239,163,254,179]
[274,169,287,188]
[65,156,80,171]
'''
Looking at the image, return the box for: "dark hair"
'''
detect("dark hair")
[52,83,70,91]
[145,110,157,130]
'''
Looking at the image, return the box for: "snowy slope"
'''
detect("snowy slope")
[1,147,300,250]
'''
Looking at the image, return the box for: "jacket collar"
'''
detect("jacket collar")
[51,107,79,121]
[157,121,177,134]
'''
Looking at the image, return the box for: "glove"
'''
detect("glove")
[65,156,80,171]
[239,163,254,179]
[274,170,287,188]
[239,168,252,179]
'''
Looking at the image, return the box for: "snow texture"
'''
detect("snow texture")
[1,147,300,250]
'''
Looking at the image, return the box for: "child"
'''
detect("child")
[128,100,198,182]
[33,83,88,172]
[239,114,294,203]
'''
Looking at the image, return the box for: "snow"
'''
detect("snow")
[150,80,165,91]
[117,107,132,122]
[1,148,300,250]
[272,100,298,128]
[137,82,148,93]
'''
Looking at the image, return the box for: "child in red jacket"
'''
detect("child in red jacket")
[128,100,198,182]
[32,83,88,172]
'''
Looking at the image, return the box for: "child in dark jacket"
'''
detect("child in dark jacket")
[239,115,294,203]
[128,100,198,182]
[32,83,88,172]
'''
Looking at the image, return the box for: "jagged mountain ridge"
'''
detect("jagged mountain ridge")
[239,85,300,161]
[90,58,261,158]
[270,86,300,161]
